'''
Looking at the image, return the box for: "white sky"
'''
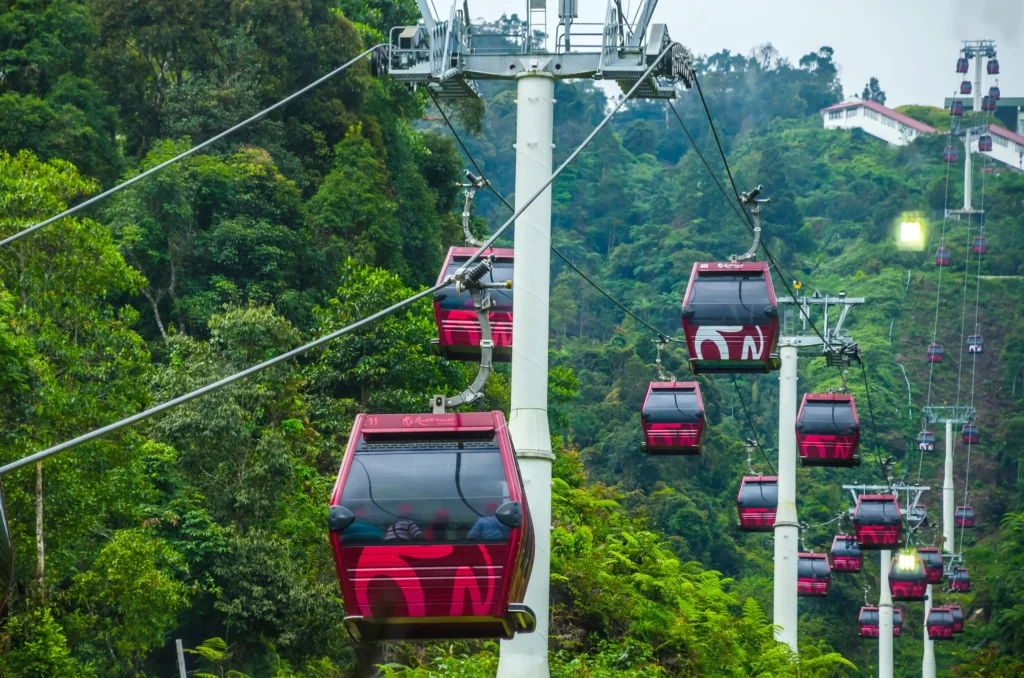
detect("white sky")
[468,0,1024,108]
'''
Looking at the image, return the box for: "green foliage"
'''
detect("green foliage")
[1,606,92,678]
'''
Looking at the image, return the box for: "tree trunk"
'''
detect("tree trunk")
[141,287,168,340]
[35,461,44,599]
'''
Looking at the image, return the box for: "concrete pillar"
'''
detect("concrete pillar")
[879,550,893,678]
[773,342,800,653]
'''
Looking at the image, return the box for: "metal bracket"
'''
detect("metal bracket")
[459,170,487,247]
[729,185,769,262]
[653,338,674,382]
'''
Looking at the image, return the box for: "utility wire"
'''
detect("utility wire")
[730,375,776,475]
[0,45,385,248]
[0,42,680,476]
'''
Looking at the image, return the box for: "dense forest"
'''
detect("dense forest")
[0,2,1022,676]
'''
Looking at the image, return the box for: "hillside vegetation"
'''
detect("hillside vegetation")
[0,3,1022,677]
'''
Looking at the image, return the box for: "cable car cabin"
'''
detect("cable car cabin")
[950,567,971,593]
[797,553,831,597]
[918,547,945,584]
[893,608,904,637]
[927,607,956,640]
[927,343,945,363]
[854,494,902,549]
[943,145,959,163]
[956,57,969,73]
[858,607,880,638]
[795,393,860,467]
[962,423,980,445]
[936,247,952,266]
[968,334,983,354]
[908,504,928,528]
[830,535,863,573]
[950,604,965,633]
[955,505,975,528]
[681,262,779,374]
[328,411,536,642]
[972,236,988,255]
[736,476,778,532]
[433,247,514,362]
[987,59,1000,75]
[960,81,972,95]
[990,85,1001,100]
[978,136,993,153]
[889,553,928,601]
[640,382,705,455]
[950,100,965,117]
[918,430,936,452]
[982,95,996,112]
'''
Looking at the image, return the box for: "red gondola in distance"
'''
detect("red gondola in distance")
[927,607,956,640]
[681,261,780,374]
[640,382,705,455]
[797,552,832,597]
[433,247,513,362]
[950,566,971,592]
[858,607,901,638]
[893,607,904,637]
[955,505,975,528]
[972,236,988,254]
[328,411,536,642]
[968,334,983,354]
[950,100,965,117]
[889,552,928,601]
[854,494,902,549]
[936,247,952,266]
[956,57,969,73]
[737,476,778,532]
[950,604,965,633]
[943,145,958,163]
[918,547,945,584]
[977,136,993,153]
[831,535,863,573]
[917,430,935,451]
[796,393,860,467]
[989,85,1001,100]
[927,343,945,363]
[988,58,1000,75]
[960,81,972,95]
[962,423,980,445]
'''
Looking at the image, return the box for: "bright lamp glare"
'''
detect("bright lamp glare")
[898,553,916,570]
[900,222,922,243]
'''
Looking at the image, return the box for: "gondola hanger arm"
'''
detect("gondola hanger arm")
[729,185,770,262]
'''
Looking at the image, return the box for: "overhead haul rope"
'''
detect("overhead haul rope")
[0,44,386,247]
[0,42,681,476]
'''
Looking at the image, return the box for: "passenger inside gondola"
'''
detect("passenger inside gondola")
[469,502,511,541]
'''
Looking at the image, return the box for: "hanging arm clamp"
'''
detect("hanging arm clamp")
[730,185,770,262]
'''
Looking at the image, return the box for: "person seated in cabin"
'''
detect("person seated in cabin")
[384,504,423,542]
[342,508,384,544]
[423,508,452,542]
[467,501,510,541]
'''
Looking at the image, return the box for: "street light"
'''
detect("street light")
[900,221,922,245]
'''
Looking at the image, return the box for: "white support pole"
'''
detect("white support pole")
[773,342,800,653]
[973,54,983,114]
[943,420,955,555]
[879,549,893,678]
[963,129,973,212]
[497,70,555,678]
[923,584,936,678]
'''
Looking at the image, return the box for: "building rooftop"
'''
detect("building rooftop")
[989,124,1024,146]
[820,99,937,134]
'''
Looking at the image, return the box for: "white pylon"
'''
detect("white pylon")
[498,70,555,678]
[923,584,936,677]
[773,342,800,652]
[973,53,983,114]
[943,419,955,554]
[879,549,893,678]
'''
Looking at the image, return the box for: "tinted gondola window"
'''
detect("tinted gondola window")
[800,400,856,434]
[340,443,512,544]
[857,500,900,525]
[893,609,903,625]
[688,274,771,325]
[859,608,879,624]
[919,550,943,568]
[739,481,778,509]
[798,557,831,578]
[833,537,861,557]
[437,260,514,312]
[643,388,702,423]
[929,609,953,625]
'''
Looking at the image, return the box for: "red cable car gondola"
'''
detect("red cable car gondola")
[950,100,965,117]
[919,547,945,584]
[972,236,988,254]
[936,247,952,266]
[943,145,959,163]
[797,552,831,597]
[854,494,902,549]
[987,59,1000,75]
[681,261,780,374]
[956,57,969,74]
[737,476,778,532]
[328,411,536,641]
[433,247,513,362]
[955,505,975,528]
[978,136,993,153]
[960,81,972,95]
[968,334,983,354]
[982,95,996,112]
[927,607,956,640]
[890,552,928,601]
[962,423,979,444]
[831,535,863,573]
[989,85,1001,100]
[640,382,705,455]
[927,343,945,363]
[917,430,935,451]
[858,606,880,638]
[796,393,860,467]
[950,604,965,633]
[950,566,971,592]
[893,607,904,637]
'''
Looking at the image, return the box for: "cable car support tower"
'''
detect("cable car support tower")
[774,291,865,651]
[380,3,694,675]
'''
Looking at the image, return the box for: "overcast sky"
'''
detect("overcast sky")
[470,0,1024,108]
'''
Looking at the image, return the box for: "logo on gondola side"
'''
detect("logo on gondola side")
[399,414,459,427]
[692,326,765,361]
